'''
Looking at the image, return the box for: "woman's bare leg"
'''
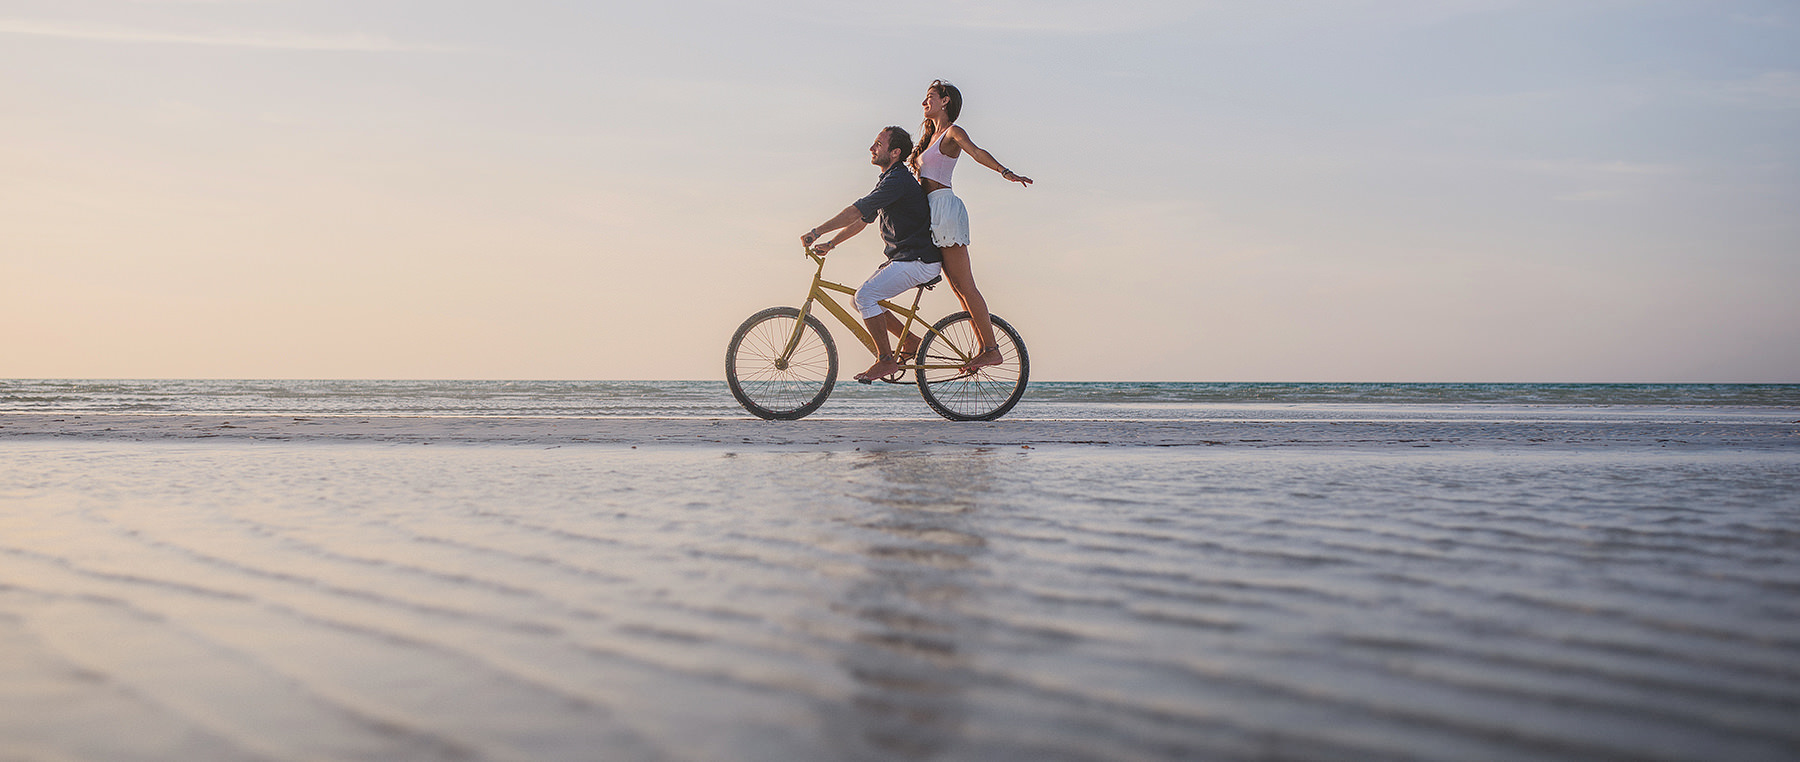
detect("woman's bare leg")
[939,245,1003,370]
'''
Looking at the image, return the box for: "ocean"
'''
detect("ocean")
[3,380,1797,761]
[5,378,1798,418]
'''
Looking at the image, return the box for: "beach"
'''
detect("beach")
[10,0,1799,757]
[3,383,1799,761]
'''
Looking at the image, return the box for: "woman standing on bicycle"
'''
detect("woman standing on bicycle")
[913,79,1033,371]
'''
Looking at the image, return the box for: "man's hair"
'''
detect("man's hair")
[880,126,914,160]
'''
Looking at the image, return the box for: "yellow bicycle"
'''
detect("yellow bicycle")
[726,247,1029,421]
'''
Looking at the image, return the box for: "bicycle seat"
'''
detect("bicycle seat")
[916,275,942,290]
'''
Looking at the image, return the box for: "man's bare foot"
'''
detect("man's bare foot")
[856,354,901,384]
[961,345,1003,372]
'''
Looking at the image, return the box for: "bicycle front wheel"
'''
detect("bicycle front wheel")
[726,306,838,420]
[916,311,1029,421]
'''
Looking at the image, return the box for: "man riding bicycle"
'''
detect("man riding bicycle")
[800,126,941,383]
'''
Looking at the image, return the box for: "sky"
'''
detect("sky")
[2,0,1796,382]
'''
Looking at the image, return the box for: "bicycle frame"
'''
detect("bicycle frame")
[778,249,972,372]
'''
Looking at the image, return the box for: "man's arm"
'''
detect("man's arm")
[801,205,867,253]
[811,218,867,255]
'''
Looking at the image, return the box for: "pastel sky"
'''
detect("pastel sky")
[3,0,1796,381]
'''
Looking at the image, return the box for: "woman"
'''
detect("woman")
[912,79,1032,371]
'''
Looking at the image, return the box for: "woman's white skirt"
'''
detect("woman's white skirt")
[928,188,971,248]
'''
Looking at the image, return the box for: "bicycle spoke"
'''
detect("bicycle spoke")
[916,312,1029,421]
[727,308,837,419]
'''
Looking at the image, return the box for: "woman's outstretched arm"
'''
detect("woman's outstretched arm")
[944,126,1032,186]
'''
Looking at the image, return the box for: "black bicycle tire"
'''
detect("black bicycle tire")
[725,306,837,420]
[915,311,1029,421]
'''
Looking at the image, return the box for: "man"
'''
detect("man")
[801,126,941,383]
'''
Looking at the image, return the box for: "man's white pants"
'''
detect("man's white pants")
[854,260,942,319]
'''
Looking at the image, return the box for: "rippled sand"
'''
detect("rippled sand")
[3,418,1798,760]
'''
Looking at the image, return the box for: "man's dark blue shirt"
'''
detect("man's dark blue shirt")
[852,161,939,264]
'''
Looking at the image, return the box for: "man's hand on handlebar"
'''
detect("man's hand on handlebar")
[802,207,865,256]
[801,229,835,256]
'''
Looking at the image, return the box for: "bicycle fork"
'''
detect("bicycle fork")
[777,269,829,370]
[777,298,813,371]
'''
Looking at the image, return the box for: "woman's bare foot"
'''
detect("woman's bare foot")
[856,354,901,384]
[961,345,1003,372]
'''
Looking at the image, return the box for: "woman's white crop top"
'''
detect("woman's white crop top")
[918,130,957,187]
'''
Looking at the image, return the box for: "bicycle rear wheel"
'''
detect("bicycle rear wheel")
[726,306,837,420]
[916,312,1029,421]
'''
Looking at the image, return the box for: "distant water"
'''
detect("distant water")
[4,379,1797,420]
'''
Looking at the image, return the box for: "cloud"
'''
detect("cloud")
[1721,71,1800,109]
[1728,11,1790,28]
[1516,159,1683,178]
[0,18,451,51]
[1553,189,1620,202]
[786,0,1200,35]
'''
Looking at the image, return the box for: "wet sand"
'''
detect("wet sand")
[3,414,1798,761]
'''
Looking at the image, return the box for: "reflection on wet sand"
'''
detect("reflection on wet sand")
[8,441,1796,761]
[826,450,995,760]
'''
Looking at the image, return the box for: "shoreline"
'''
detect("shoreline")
[3,412,1796,450]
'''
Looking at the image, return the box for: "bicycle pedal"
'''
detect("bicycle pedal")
[856,377,874,385]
